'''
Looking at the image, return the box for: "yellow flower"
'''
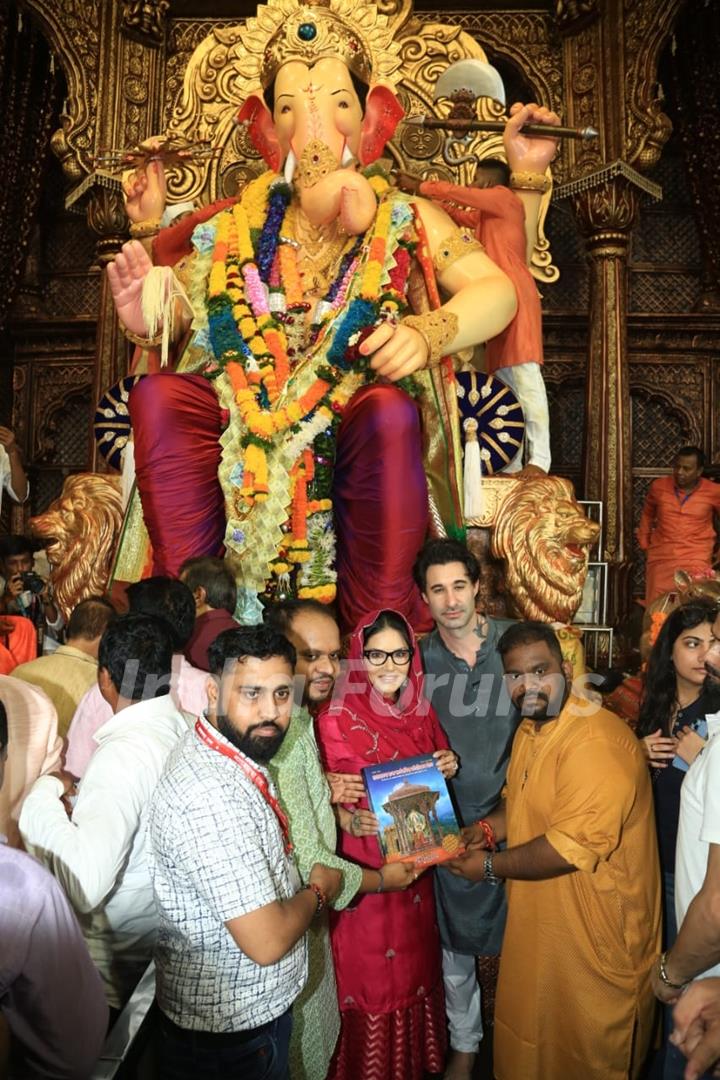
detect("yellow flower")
[232,203,254,265]
[369,174,390,197]
[241,171,277,231]
[208,262,226,297]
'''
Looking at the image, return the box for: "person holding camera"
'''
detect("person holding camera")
[0,535,62,649]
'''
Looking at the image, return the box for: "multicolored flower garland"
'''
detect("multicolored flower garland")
[202,170,417,603]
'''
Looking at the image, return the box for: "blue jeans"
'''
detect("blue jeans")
[157,1008,292,1080]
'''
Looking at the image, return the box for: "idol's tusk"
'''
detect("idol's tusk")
[341,143,355,167]
[284,148,297,185]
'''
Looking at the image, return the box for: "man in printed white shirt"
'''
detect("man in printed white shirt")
[653,617,720,1079]
[149,624,342,1080]
[19,612,190,1013]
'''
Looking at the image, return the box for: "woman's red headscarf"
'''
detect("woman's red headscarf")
[316,608,448,771]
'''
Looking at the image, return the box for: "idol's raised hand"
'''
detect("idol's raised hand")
[106,241,154,337]
[504,102,561,175]
[121,136,169,224]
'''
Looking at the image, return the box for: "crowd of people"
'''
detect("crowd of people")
[1,520,720,1080]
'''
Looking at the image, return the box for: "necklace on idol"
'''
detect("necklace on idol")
[195,717,293,855]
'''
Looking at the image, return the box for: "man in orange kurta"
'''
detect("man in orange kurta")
[637,446,720,605]
[445,621,660,1080]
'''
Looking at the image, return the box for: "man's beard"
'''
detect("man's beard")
[217,715,287,764]
[514,680,569,722]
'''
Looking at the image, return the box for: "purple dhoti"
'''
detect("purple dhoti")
[128,375,431,633]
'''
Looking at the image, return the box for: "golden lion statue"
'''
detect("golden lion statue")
[491,476,601,623]
[29,474,124,622]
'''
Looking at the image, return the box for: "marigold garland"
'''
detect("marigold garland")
[202,169,416,602]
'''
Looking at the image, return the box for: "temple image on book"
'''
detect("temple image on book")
[362,754,465,867]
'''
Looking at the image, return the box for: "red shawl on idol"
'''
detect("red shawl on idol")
[314,611,448,1067]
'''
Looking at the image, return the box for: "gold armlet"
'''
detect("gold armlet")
[402,309,459,368]
[433,228,485,275]
[509,171,551,194]
[129,217,162,239]
[119,322,163,348]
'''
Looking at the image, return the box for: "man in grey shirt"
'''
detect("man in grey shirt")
[415,538,518,1080]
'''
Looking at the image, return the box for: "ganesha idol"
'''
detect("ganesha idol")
[107,0,561,631]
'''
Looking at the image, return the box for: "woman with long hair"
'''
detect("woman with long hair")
[636,598,717,943]
[315,609,457,1080]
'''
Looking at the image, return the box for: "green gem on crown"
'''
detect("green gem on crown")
[297,22,317,41]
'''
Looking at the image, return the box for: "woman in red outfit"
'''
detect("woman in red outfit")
[315,609,457,1080]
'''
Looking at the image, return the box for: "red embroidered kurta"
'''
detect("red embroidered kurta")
[315,611,448,1080]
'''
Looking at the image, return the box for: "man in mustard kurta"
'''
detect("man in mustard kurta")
[446,621,660,1080]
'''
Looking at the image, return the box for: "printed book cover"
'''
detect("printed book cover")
[362,753,466,867]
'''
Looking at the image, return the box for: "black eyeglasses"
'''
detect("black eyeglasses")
[363,647,414,666]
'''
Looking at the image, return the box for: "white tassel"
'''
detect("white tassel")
[140,265,193,369]
[120,438,136,511]
[463,418,483,520]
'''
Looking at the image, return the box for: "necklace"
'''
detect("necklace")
[285,206,351,295]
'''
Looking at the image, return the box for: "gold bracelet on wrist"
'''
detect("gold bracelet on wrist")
[119,322,164,348]
[509,170,551,194]
[402,309,460,368]
[129,217,162,239]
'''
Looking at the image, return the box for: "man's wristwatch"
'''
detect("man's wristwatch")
[483,852,501,886]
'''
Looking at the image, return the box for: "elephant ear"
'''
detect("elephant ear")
[236,93,282,172]
[358,84,405,166]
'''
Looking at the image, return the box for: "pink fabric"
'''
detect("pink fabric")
[129,377,432,633]
[333,385,432,636]
[315,611,448,1023]
[128,373,226,577]
[64,655,206,778]
[0,676,62,848]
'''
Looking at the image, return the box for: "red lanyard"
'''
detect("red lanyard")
[195,719,293,855]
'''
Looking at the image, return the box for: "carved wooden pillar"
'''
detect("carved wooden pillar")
[553,0,680,624]
[87,184,131,469]
[573,174,637,624]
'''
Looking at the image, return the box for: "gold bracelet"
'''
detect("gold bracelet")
[129,217,162,239]
[433,227,485,275]
[509,170,551,194]
[119,322,163,348]
[402,309,459,367]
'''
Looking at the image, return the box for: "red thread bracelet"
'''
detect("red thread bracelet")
[476,818,497,851]
[304,882,327,915]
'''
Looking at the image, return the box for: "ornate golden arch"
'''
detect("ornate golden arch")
[162,0,556,278]
[23,0,100,182]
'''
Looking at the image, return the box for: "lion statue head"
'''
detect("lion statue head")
[491,476,600,623]
[29,474,124,622]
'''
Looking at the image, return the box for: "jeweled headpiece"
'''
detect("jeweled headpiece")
[235,0,402,90]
